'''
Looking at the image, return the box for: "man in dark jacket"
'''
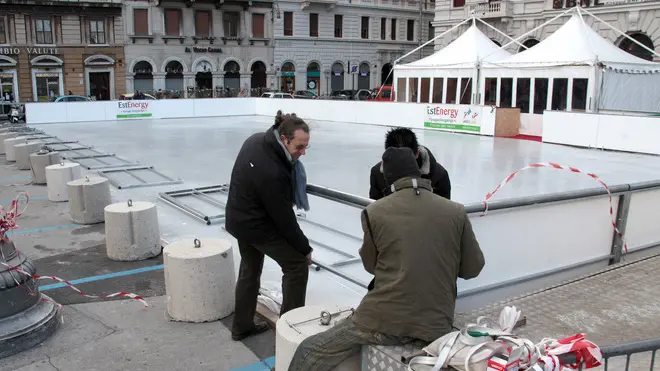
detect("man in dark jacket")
[369,127,451,200]
[288,147,484,371]
[225,113,313,341]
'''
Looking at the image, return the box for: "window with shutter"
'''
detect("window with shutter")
[195,11,211,36]
[283,12,293,36]
[133,9,149,35]
[89,19,106,44]
[309,13,318,37]
[453,0,465,7]
[35,18,53,44]
[334,14,342,38]
[390,18,396,40]
[165,9,181,36]
[0,18,7,44]
[380,18,386,40]
[252,13,265,37]
[361,17,369,39]
[223,11,240,38]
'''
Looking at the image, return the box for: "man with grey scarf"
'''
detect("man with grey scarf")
[225,111,313,341]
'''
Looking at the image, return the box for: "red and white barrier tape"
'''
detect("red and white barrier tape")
[0,192,148,319]
[537,333,604,370]
[483,162,628,254]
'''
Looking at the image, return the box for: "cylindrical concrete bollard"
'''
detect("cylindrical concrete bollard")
[0,132,18,154]
[276,305,360,371]
[4,136,27,162]
[14,141,43,170]
[67,176,112,224]
[164,238,236,322]
[45,162,82,201]
[104,200,161,261]
[30,151,62,185]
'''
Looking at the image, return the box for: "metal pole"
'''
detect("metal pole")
[609,192,631,265]
[418,0,423,60]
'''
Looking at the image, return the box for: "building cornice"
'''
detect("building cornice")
[273,36,434,46]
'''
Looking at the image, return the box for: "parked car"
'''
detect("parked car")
[354,89,372,101]
[260,92,294,99]
[294,90,317,99]
[119,93,157,100]
[367,86,395,101]
[54,95,91,102]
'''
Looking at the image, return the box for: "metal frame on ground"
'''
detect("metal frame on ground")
[158,184,366,270]
[97,166,183,189]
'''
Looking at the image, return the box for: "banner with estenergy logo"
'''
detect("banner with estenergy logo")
[424,105,482,133]
[116,101,152,119]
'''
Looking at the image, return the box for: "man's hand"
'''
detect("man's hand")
[305,252,313,265]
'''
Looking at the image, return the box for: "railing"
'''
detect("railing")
[468,0,511,18]
[307,178,660,308]
[559,337,660,370]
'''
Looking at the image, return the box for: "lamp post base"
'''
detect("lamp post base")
[0,294,60,359]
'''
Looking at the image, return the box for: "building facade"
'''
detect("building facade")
[122,0,274,97]
[272,0,435,95]
[432,0,660,61]
[0,0,125,103]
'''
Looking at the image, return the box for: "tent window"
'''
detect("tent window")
[533,78,549,114]
[409,78,419,102]
[516,78,531,114]
[432,78,443,103]
[446,78,458,104]
[460,78,471,104]
[421,78,431,103]
[484,78,497,105]
[552,78,568,111]
[396,78,407,102]
[499,78,513,108]
[572,78,588,111]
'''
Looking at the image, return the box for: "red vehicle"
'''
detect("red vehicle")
[367,85,395,101]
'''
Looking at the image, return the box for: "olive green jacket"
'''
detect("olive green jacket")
[352,177,485,342]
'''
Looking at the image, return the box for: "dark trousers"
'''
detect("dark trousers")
[231,239,309,334]
[288,317,419,371]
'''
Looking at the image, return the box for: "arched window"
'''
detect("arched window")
[618,32,655,61]
[518,38,539,53]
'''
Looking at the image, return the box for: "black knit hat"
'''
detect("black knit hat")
[382,147,421,185]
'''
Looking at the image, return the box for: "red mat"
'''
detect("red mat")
[511,134,542,142]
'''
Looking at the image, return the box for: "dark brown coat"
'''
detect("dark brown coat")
[352,177,484,342]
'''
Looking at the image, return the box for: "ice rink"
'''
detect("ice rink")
[31,115,660,310]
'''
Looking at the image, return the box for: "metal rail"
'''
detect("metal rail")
[160,184,365,269]
[558,337,660,371]
[97,166,183,189]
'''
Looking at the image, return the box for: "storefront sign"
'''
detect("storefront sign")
[0,47,20,55]
[598,0,657,4]
[424,105,482,133]
[116,101,152,119]
[0,47,60,55]
[185,47,222,53]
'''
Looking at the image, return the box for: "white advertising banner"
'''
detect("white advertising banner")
[424,104,482,133]
[116,101,153,119]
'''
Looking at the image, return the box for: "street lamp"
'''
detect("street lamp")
[323,69,330,96]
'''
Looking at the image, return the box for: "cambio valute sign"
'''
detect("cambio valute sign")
[116,101,152,119]
[424,105,482,133]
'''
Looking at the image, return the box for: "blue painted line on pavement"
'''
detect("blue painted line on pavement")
[6,223,80,236]
[0,195,47,204]
[229,358,275,371]
[40,264,165,291]
[0,175,31,182]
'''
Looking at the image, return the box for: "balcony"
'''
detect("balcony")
[466,0,512,19]
[300,0,337,10]
[1,0,121,7]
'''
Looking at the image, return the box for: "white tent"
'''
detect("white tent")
[481,13,660,114]
[392,22,511,104]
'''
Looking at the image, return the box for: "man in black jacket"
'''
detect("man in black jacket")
[369,127,451,200]
[225,113,313,341]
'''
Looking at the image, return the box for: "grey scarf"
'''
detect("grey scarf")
[274,130,310,211]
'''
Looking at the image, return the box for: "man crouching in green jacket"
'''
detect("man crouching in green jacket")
[287,146,486,371]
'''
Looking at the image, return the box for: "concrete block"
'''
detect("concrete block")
[67,176,112,224]
[163,238,236,323]
[276,305,360,371]
[4,136,27,162]
[0,132,17,154]
[14,141,43,170]
[104,200,161,261]
[29,151,62,185]
[45,162,82,202]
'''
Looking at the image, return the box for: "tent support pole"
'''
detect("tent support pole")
[580,7,660,60]
[475,18,527,50]
[496,7,576,52]
[393,17,473,66]
[381,17,473,102]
